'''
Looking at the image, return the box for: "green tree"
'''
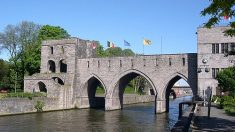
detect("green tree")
[0,59,10,89]
[122,49,135,56]
[105,47,123,57]
[0,24,22,92]
[17,21,41,76]
[96,42,107,57]
[0,22,71,92]
[38,25,70,40]
[201,1,235,36]
[216,67,235,97]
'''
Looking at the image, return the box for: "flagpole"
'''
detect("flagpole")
[161,36,162,55]
[143,42,144,55]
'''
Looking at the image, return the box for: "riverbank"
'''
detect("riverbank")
[192,103,235,131]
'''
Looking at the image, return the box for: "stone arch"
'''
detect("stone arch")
[52,77,64,85]
[59,59,67,73]
[110,69,157,109]
[81,74,107,108]
[161,72,193,112]
[38,81,47,93]
[48,60,56,73]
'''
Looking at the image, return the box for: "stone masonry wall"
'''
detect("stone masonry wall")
[0,97,61,116]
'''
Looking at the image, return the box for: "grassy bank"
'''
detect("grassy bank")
[0,92,46,100]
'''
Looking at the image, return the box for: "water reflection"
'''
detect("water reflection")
[0,96,191,132]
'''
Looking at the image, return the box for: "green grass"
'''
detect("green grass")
[124,86,136,94]
[95,86,137,95]
[0,92,47,100]
[96,86,105,94]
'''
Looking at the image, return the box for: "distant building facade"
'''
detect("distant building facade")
[197,26,235,96]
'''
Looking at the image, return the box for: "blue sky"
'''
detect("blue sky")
[0,0,212,60]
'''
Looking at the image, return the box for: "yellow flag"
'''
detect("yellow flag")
[143,39,151,45]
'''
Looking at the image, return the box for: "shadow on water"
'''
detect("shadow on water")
[0,96,192,132]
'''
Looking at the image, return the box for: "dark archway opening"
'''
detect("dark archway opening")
[115,72,155,109]
[52,77,64,85]
[165,76,193,112]
[59,60,67,73]
[48,60,56,73]
[87,77,105,109]
[38,82,47,93]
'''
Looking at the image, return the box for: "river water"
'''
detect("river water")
[0,96,192,132]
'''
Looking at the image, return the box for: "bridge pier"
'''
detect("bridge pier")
[105,97,121,110]
[76,96,90,108]
[156,99,166,113]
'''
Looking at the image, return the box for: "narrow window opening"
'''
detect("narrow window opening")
[212,44,215,54]
[108,60,111,67]
[61,46,64,54]
[98,60,100,68]
[131,59,134,67]
[212,68,219,79]
[169,58,172,66]
[182,58,185,66]
[221,43,225,53]
[225,43,228,54]
[216,43,219,53]
[87,61,90,68]
[155,58,158,66]
[143,59,146,67]
[120,60,122,67]
[50,47,53,54]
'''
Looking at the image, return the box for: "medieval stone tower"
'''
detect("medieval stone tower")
[24,38,97,109]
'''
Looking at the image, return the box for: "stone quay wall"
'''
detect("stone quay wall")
[0,95,154,116]
[123,95,155,105]
[0,97,62,116]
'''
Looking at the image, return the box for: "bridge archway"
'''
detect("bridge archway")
[162,73,193,112]
[82,74,107,108]
[110,69,157,110]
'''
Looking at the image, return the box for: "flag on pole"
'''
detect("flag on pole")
[143,39,151,45]
[107,41,115,48]
[91,42,96,49]
[124,40,130,46]
[224,15,231,20]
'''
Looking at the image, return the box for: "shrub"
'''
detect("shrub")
[221,96,234,108]
[34,100,45,112]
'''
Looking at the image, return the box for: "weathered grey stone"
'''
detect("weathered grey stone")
[24,36,198,113]
[21,26,235,115]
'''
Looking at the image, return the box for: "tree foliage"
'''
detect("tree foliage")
[216,67,235,97]
[95,43,107,57]
[105,47,123,57]
[95,45,135,57]
[0,59,11,89]
[201,0,235,36]
[38,25,70,40]
[0,22,71,92]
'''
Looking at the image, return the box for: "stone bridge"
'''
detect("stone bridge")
[24,38,198,113]
[76,54,197,113]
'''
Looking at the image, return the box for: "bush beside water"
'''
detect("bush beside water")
[213,95,235,116]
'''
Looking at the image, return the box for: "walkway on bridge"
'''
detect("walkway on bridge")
[192,103,235,132]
